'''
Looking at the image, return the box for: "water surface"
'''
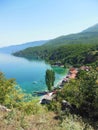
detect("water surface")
[0,53,68,93]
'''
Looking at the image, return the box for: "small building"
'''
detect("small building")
[69,73,77,79]
[40,92,53,104]
[69,68,78,74]
[80,66,90,71]
[69,68,78,79]
[54,61,64,67]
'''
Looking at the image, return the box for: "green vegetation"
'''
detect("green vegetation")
[1,25,98,129]
[0,109,94,130]
[0,72,43,114]
[0,72,23,107]
[45,69,55,91]
[13,32,98,67]
[48,68,98,129]
[0,72,94,130]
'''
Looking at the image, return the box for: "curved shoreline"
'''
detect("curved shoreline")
[54,68,69,88]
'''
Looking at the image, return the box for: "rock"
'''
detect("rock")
[0,105,11,112]
[61,100,72,111]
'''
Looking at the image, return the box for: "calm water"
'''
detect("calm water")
[0,53,68,93]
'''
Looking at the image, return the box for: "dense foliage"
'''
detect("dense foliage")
[0,72,94,130]
[0,72,43,115]
[13,32,98,67]
[0,72,23,107]
[45,69,55,91]
[50,68,98,129]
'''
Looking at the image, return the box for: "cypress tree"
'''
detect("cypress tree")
[45,69,55,91]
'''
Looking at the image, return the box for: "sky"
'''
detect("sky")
[0,0,98,47]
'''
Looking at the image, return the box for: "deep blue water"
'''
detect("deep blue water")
[0,53,68,93]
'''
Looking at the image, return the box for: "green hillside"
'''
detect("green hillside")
[43,32,98,47]
[13,24,98,67]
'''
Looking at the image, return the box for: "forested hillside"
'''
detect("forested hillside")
[13,24,98,67]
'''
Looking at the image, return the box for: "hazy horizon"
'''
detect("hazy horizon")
[0,0,98,47]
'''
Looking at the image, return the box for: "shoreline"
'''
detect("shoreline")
[33,68,69,98]
[54,68,69,88]
[40,67,78,103]
[40,69,69,103]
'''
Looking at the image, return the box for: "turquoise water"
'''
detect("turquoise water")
[0,53,68,93]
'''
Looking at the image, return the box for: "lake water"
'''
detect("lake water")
[0,53,68,94]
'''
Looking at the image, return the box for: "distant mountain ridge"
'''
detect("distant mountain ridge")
[13,23,98,62]
[82,23,98,33]
[1,23,98,54]
[42,24,98,47]
[0,40,47,54]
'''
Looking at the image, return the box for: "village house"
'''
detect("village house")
[80,66,90,71]
[69,68,78,79]
[53,61,64,67]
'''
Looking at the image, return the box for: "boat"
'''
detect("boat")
[32,91,48,96]
[32,81,37,84]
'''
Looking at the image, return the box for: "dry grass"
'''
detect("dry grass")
[0,109,94,130]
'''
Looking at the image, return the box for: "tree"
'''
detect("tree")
[56,69,98,118]
[77,70,98,117]
[45,69,55,91]
[0,72,25,108]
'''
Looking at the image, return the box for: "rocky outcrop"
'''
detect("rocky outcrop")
[0,105,11,112]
